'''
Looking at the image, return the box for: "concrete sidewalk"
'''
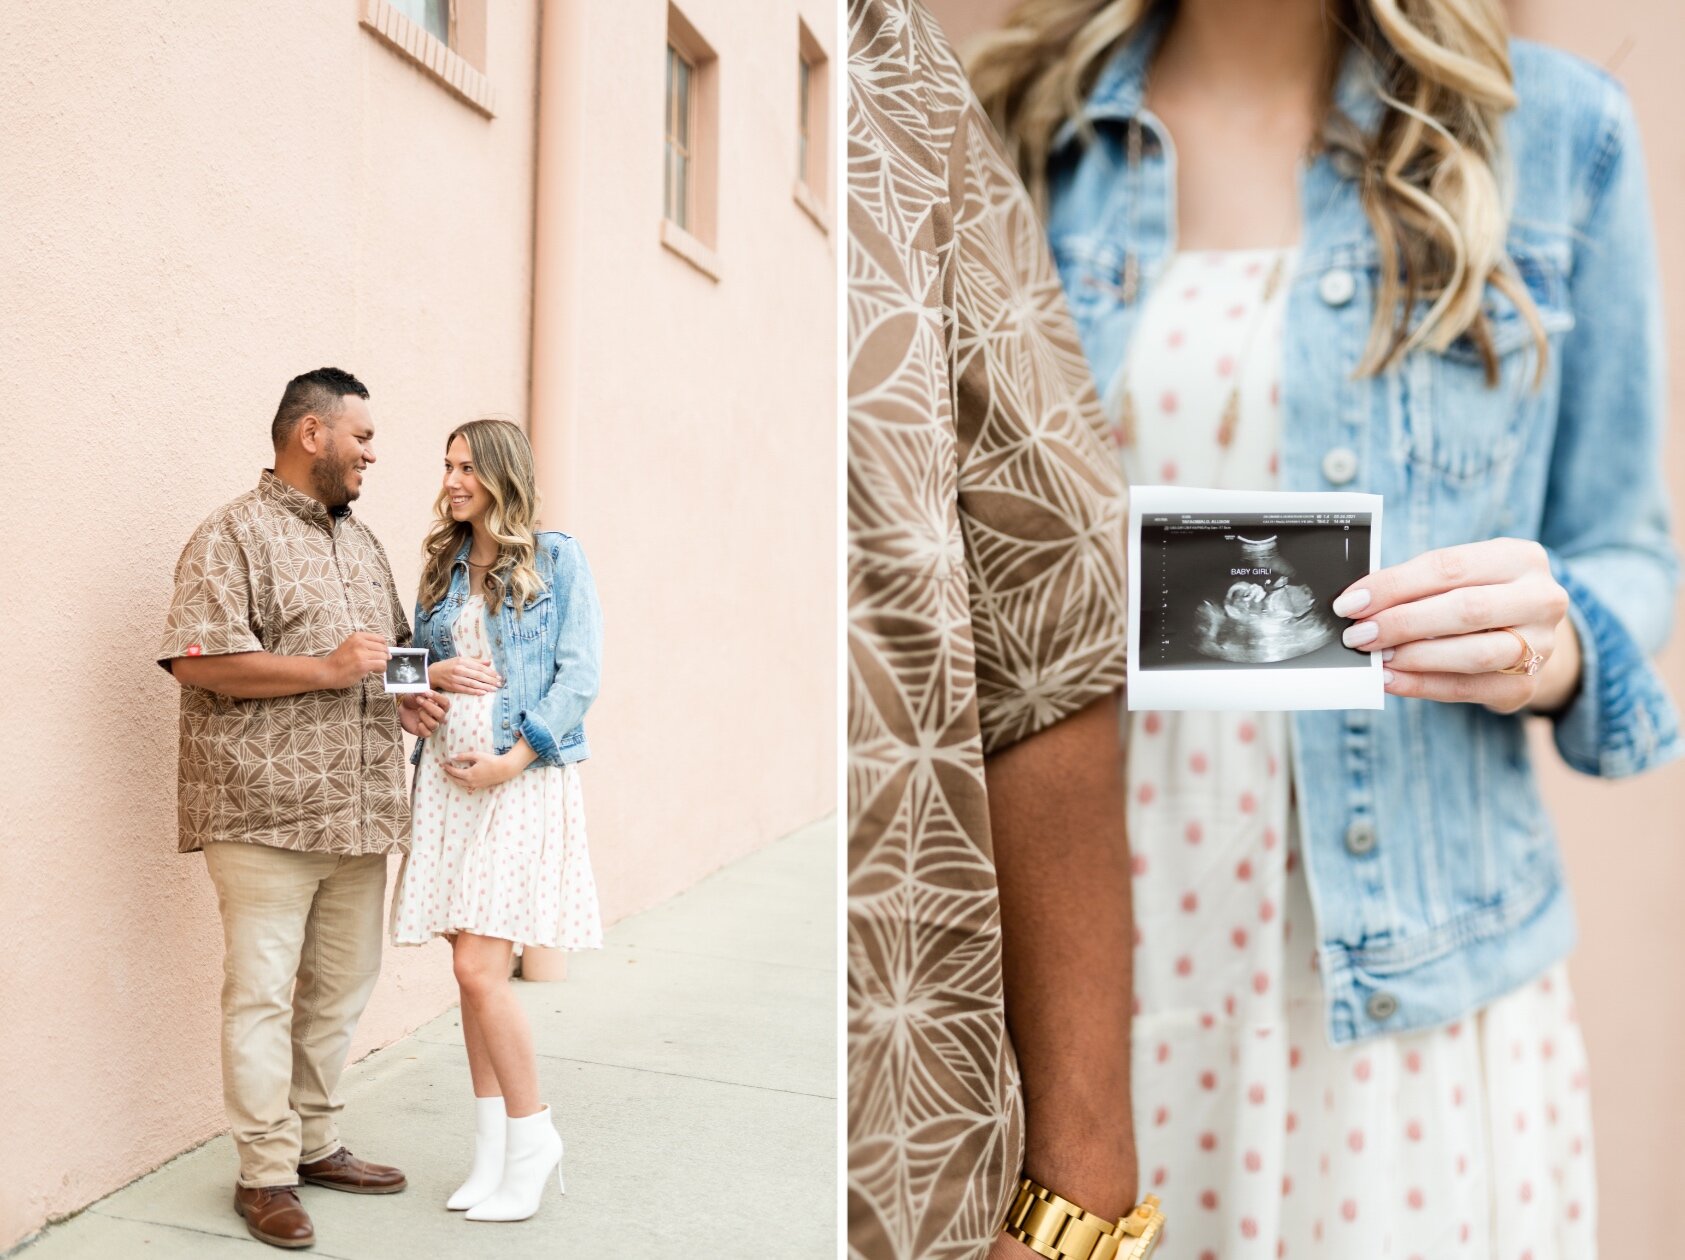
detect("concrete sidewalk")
[15,817,837,1259]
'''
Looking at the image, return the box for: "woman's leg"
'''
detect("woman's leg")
[456,978,501,1098]
[452,932,541,1116]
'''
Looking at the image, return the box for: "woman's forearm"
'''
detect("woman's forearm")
[985,691,1138,1228]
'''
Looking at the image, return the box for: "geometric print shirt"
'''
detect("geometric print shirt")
[847,3,1131,1256]
[156,470,413,856]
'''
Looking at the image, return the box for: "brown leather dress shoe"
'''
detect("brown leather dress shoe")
[233,1185,315,1249]
[296,1146,408,1195]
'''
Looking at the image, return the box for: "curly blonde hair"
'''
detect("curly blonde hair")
[418,418,545,617]
[967,0,1546,383]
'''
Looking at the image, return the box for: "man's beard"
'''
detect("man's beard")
[310,440,359,508]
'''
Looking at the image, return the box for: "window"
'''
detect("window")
[389,0,449,44]
[794,20,829,232]
[798,57,811,184]
[665,44,695,232]
[359,0,494,116]
[661,5,720,277]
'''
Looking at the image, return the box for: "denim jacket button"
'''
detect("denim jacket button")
[1366,991,1399,1021]
[1321,447,1359,485]
[1344,819,1378,855]
[1319,268,1356,306]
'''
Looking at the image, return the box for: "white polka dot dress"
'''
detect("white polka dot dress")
[391,596,603,951]
[1119,249,1595,1259]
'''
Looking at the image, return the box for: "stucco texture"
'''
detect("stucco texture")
[0,0,836,1250]
[925,1,1685,1254]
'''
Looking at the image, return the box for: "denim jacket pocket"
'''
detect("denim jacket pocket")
[500,591,551,642]
[1398,249,1575,487]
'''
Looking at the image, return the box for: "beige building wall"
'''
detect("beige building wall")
[924,0,1685,1254]
[0,0,834,1249]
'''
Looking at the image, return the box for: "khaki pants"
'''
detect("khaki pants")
[203,843,388,1188]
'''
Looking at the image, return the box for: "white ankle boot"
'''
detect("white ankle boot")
[464,1105,564,1222]
[446,1096,507,1210]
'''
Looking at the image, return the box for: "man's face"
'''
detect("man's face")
[309,395,377,508]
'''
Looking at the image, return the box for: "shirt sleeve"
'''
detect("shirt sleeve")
[156,516,264,672]
[949,106,1130,756]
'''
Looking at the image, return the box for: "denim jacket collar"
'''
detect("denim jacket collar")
[1055,10,1386,151]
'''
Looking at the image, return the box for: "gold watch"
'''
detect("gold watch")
[1001,1176,1165,1260]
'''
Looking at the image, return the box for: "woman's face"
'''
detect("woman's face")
[443,435,494,525]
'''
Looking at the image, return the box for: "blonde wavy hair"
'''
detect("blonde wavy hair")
[418,418,545,617]
[968,0,1546,383]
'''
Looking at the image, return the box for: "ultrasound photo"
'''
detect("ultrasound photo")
[384,647,430,694]
[1128,487,1385,711]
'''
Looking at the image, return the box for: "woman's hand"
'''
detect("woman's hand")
[1333,538,1581,714]
[441,745,534,792]
[429,656,503,695]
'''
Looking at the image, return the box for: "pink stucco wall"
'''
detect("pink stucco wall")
[0,0,835,1249]
[925,1,1685,1253]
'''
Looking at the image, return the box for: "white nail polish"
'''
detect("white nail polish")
[1383,669,1396,685]
[1332,588,1372,618]
[1381,649,1395,662]
[1343,621,1379,647]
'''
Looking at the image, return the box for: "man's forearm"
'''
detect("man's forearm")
[169,651,330,700]
[986,691,1138,1226]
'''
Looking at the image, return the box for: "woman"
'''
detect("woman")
[971,1,1678,1254]
[391,418,604,1223]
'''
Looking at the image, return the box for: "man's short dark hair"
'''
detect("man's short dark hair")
[272,367,370,448]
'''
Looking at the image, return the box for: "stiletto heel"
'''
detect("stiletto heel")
[465,1105,564,1222]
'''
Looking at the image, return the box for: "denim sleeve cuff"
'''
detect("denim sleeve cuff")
[519,713,563,767]
[1547,555,1684,778]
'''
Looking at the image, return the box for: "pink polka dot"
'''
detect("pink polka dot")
[1240,1217,1258,1239]
[1353,1058,1372,1083]
[1154,1105,1170,1126]
[1405,1119,1422,1142]
[1175,955,1194,977]
[1285,1111,1297,1134]
[1180,891,1199,913]
[1340,1200,1358,1223]
[1132,854,1149,876]
[1238,721,1257,743]
[1244,1149,1262,1173]
[1259,899,1277,923]
[1235,858,1253,881]
[1199,1190,1218,1211]
[1239,791,1257,814]
[1282,1173,1294,1194]
[1156,1042,1171,1064]
[1216,354,1236,378]
[1188,751,1208,774]
[1161,460,1179,482]
[1144,712,1162,735]
[1167,329,1185,348]
[1248,1082,1266,1104]
[1199,1131,1217,1151]
[1184,820,1203,845]
[1200,1071,1217,1091]
[1232,926,1249,949]
[1347,1129,1364,1154]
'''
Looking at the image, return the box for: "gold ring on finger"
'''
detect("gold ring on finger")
[1496,628,1545,676]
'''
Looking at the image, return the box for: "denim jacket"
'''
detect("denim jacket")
[411,530,603,770]
[1046,24,1681,1044]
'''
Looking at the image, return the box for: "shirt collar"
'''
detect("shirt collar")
[258,469,349,530]
[1056,11,1385,151]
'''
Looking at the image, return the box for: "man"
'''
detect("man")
[848,4,1143,1259]
[158,367,447,1250]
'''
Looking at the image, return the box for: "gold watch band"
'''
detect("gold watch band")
[1001,1177,1166,1260]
